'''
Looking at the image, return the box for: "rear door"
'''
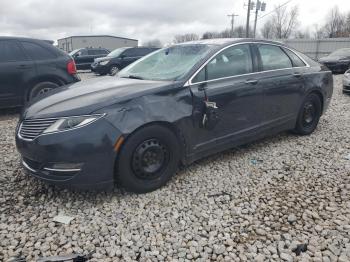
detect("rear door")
[255,44,305,129]
[0,40,35,107]
[189,44,264,152]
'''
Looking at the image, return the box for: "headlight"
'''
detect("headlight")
[43,114,104,134]
[345,70,350,77]
[99,60,110,66]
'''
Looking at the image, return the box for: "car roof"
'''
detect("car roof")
[177,38,285,47]
[0,36,52,43]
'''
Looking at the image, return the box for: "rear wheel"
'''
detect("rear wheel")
[117,125,181,193]
[29,81,59,101]
[294,93,322,135]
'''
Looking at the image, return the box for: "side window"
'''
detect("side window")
[122,49,135,57]
[21,42,56,60]
[88,49,97,55]
[0,40,26,62]
[192,44,253,83]
[258,45,292,71]
[283,48,306,67]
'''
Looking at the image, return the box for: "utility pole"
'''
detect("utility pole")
[227,14,239,37]
[253,1,267,38]
[245,0,252,38]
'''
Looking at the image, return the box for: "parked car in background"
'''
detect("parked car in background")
[16,39,333,193]
[0,37,80,109]
[319,48,350,74]
[343,69,350,94]
[91,47,159,75]
[70,48,110,70]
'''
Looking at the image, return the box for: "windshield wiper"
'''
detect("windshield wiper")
[121,75,144,80]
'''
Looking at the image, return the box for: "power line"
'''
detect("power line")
[257,0,294,20]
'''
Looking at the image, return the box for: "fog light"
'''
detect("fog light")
[43,163,83,172]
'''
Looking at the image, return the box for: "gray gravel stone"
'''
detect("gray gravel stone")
[0,74,350,261]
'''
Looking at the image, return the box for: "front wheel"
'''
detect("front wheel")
[293,93,322,135]
[117,125,181,193]
[109,65,120,76]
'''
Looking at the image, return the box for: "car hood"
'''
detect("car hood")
[23,77,174,120]
[94,56,113,63]
[319,55,350,62]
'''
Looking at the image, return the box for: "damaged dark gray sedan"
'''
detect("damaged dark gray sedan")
[16,39,333,193]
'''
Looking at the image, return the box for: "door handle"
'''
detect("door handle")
[245,79,258,85]
[293,73,302,78]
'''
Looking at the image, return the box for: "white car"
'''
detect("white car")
[343,69,350,94]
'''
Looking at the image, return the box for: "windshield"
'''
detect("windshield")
[108,47,129,57]
[69,49,80,56]
[329,48,350,56]
[118,44,213,81]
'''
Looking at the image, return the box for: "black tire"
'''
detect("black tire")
[29,81,59,101]
[294,93,322,135]
[117,125,181,193]
[109,65,120,76]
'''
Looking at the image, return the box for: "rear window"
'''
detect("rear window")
[0,40,27,62]
[258,44,293,71]
[21,41,56,60]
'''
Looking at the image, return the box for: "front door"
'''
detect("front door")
[188,44,264,153]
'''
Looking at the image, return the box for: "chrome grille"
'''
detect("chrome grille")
[19,118,58,140]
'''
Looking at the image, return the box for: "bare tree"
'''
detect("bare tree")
[294,29,311,39]
[312,24,325,39]
[323,6,347,38]
[273,5,299,39]
[143,39,162,47]
[261,20,274,39]
[233,26,246,38]
[173,33,199,43]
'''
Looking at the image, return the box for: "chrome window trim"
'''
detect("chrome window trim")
[185,42,310,87]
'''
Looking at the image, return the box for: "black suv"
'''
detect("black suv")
[70,48,110,70]
[91,47,159,75]
[0,37,80,109]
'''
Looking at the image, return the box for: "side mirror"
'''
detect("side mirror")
[74,53,80,58]
[120,54,126,59]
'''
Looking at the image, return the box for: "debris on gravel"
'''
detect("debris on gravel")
[0,75,349,261]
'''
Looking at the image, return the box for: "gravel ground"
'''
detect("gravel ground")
[0,74,349,262]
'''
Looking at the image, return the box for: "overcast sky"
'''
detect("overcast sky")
[0,0,349,44]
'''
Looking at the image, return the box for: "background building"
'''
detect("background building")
[57,35,138,53]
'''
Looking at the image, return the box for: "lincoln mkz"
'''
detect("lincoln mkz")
[16,39,333,193]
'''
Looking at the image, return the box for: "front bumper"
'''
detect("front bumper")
[343,77,350,94]
[16,118,121,190]
[91,63,109,75]
[322,62,350,73]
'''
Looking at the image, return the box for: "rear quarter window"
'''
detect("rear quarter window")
[21,41,57,60]
[283,48,306,67]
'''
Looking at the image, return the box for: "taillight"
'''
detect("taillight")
[67,60,77,75]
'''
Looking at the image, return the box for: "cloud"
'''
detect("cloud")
[0,0,349,44]
[0,0,232,44]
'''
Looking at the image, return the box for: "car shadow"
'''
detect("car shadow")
[0,107,21,116]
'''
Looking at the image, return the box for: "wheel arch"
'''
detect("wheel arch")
[115,121,187,169]
[306,89,324,114]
